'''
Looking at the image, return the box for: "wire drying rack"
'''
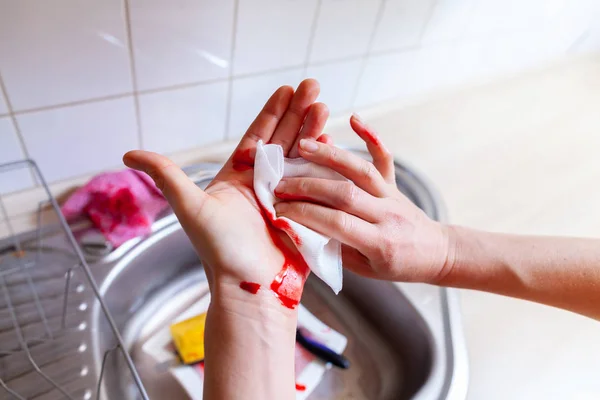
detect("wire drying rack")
[0,160,149,400]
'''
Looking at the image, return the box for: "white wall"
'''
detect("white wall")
[1,0,599,192]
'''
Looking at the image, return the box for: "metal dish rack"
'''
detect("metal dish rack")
[0,160,148,400]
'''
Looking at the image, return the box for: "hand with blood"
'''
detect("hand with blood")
[124,79,328,307]
[124,79,329,400]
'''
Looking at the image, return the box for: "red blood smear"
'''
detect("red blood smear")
[270,214,302,247]
[362,126,380,146]
[194,361,205,374]
[295,383,306,391]
[232,148,254,171]
[260,209,310,309]
[239,281,261,294]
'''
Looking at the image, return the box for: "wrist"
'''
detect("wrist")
[431,224,460,286]
[209,278,298,327]
[204,279,297,400]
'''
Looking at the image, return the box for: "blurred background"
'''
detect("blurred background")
[2,1,600,399]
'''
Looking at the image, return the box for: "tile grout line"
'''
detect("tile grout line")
[0,71,37,185]
[123,0,144,149]
[138,76,228,96]
[1,26,506,121]
[303,0,323,76]
[224,0,240,140]
[6,59,341,119]
[11,92,134,117]
[2,28,500,121]
[349,0,387,109]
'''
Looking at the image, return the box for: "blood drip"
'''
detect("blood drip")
[269,211,302,247]
[362,127,380,146]
[239,281,261,294]
[261,210,309,309]
[295,383,306,391]
[231,149,254,171]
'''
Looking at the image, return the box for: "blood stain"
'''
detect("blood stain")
[232,148,254,171]
[260,209,309,309]
[270,212,302,247]
[362,127,380,146]
[295,383,306,391]
[239,281,261,294]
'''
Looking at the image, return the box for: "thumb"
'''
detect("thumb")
[123,150,208,217]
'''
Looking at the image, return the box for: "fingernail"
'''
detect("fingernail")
[274,180,286,193]
[352,113,363,123]
[299,139,318,153]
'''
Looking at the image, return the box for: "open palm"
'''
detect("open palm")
[123,79,329,307]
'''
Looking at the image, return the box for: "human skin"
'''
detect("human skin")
[274,114,600,321]
[124,79,330,400]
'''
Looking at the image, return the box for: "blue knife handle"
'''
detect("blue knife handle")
[296,329,350,369]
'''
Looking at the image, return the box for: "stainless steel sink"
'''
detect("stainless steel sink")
[91,155,468,400]
[0,154,468,399]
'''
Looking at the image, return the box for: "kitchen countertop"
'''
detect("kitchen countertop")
[325,53,600,400]
[3,53,600,400]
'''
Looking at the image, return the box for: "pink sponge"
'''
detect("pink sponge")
[61,169,168,247]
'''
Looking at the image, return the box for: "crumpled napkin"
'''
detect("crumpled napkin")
[254,141,345,293]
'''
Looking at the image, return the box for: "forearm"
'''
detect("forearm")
[203,281,297,400]
[442,226,600,320]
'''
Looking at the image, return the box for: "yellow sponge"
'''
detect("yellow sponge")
[170,312,207,364]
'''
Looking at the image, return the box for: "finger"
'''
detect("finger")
[350,114,395,184]
[270,79,320,155]
[297,139,388,197]
[274,177,376,221]
[230,85,294,171]
[341,245,377,278]
[123,150,207,216]
[288,102,329,158]
[274,201,377,252]
[317,134,333,145]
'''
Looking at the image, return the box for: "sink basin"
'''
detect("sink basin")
[0,154,467,400]
[91,155,468,400]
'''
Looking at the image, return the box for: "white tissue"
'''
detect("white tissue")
[253,140,345,294]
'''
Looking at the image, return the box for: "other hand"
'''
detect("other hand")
[274,115,451,284]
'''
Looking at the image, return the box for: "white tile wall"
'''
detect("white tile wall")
[228,69,304,139]
[129,0,235,91]
[309,0,381,63]
[0,0,597,194]
[139,81,228,154]
[572,26,600,54]
[467,0,540,36]
[17,98,138,183]
[371,0,435,52]
[0,117,34,194]
[412,44,458,90]
[420,0,474,44]
[0,0,132,111]
[355,43,463,108]
[452,33,558,83]
[306,59,362,114]
[354,50,419,107]
[233,0,318,75]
